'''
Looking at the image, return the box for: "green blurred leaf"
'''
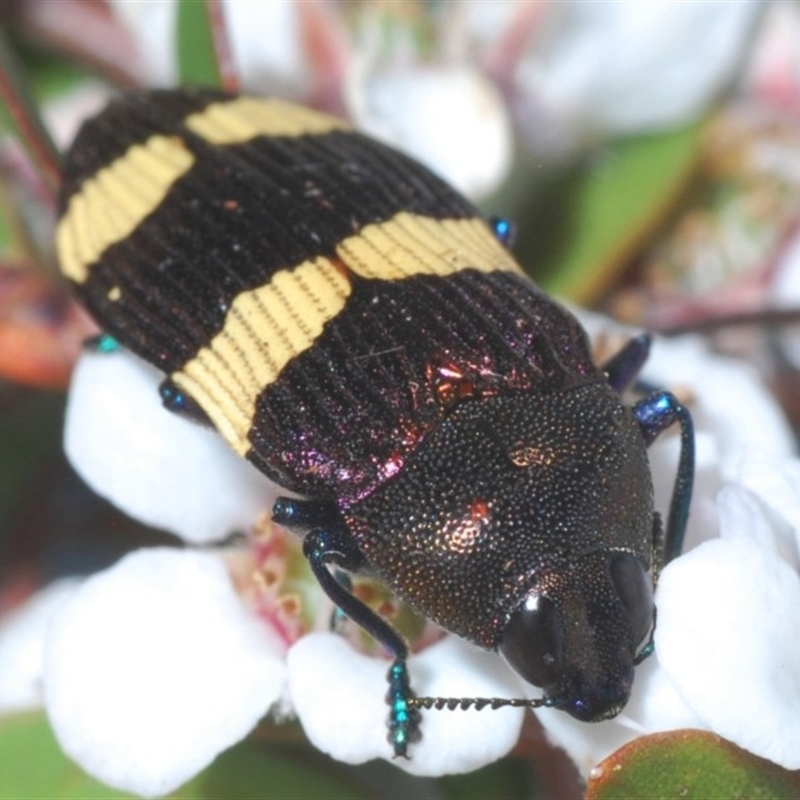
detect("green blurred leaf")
[587,729,800,800]
[440,757,540,799]
[0,712,134,799]
[14,47,87,106]
[199,737,369,799]
[0,713,543,800]
[176,0,223,88]
[512,123,702,304]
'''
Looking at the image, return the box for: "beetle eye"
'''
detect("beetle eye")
[609,553,653,645]
[499,594,562,688]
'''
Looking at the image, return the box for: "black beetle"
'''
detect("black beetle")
[56,87,694,756]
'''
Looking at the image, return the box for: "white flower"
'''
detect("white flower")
[0,580,78,714]
[344,64,512,200]
[7,345,531,796]
[536,311,800,776]
[288,633,525,776]
[64,349,278,544]
[10,302,798,793]
[508,1,763,146]
[44,548,287,798]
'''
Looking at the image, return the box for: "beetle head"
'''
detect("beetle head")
[498,550,653,721]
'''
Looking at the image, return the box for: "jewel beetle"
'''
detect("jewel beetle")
[55,87,694,756]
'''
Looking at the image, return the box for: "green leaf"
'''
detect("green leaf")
[586,729,800,800]
[440,757,541,799]
[0,712,135,799]
[13,44,88,106]
[511,123,702,304]
[176,0,223,88]
[198,736,370,800]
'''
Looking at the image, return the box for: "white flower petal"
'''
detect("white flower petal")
[108,0,176,85]
[43,82,113,151]
[0,581,79,714]
[645,335,793,551]
[717,483,800,572]
[536,654,703,777]
[44,548,286,797]
[288,632,524,775]
[656,537,800,769]
[347,67,512,199]
[225,0,311,97]
[628,659,705,734]
[730,450,800,561]
[520,2,761,136]
[64,349,277,543]
[646,336,795,470]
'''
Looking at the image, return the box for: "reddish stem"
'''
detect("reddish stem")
[0,27,61,201]
[206,0,240,93]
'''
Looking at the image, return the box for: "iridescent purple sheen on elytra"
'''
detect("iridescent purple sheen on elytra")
[246,270,599,506]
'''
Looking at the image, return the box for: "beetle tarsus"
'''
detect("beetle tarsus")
[386,659,422,757]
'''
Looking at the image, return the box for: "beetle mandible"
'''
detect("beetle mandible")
[55,87,694,756]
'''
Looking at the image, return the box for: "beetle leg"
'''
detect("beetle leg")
[632,391,695,565]
[274,498,422,757]
[301,525,422,757]
[83,333,120,353]
[329,571,353,633]
[272,496,341,532]
[602,333,652,393]
[159,378,213,427]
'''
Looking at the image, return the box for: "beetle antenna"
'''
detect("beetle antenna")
[408,695,552,711]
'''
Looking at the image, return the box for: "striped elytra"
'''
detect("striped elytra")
[56,88,599,505]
